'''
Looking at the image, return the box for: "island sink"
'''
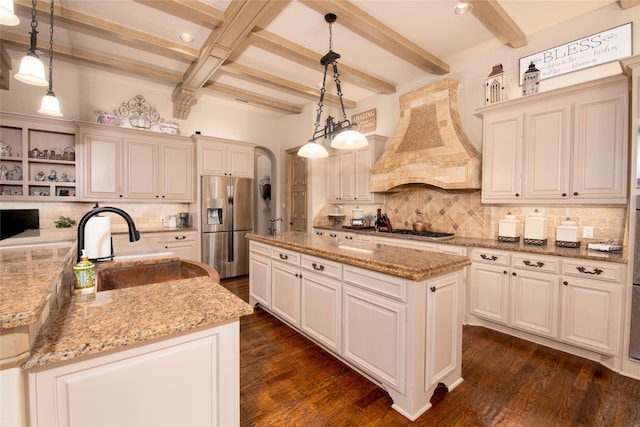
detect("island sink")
[96,258,219,291]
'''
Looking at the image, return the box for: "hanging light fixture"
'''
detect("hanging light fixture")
[15,0,48,86]
[0,0,20,26]
[297,13,368,158]
[38,0,61,116]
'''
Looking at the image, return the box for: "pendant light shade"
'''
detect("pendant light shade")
[15,0,48,86]
[298,13,367,159]
[297,141,329,158]
[15,52,47,86]
[0,0,20,26]
[38,89,62,116]
[331,129,368,149]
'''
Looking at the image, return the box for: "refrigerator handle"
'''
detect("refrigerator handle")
[228,189,234,263]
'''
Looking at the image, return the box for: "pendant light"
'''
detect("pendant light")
[38,0,61,117]
[298,13,368,158]
[15,0,48,86]
[0,0,20,26]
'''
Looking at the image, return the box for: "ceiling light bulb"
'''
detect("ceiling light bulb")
[178,33,193,43]
[0,0,19,26]
[297,142,329,158]
[15,52,48,86]
[453,2,473,16]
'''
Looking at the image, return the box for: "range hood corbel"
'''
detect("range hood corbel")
[369,78,481,191]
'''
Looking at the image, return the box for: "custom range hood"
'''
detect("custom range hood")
[370,78,481,191]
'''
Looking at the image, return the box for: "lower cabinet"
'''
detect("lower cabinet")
[300,271,342,354]
[468,248,624,356]
[161,231,197,261]
[27,321,240,427]
[271,260,301,327]
[249,247,271,308]
[111,230,198,261]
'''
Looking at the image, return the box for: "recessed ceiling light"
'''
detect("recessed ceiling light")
[453,2,473,16]
[178,33,193,43]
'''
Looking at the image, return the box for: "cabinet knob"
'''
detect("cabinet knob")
[562,193,567,197]
[512,272,516,276]
[503,270,507,274]
[119,194,123,197]
[430,286,436,293]
[156,195,159,198]
[573,192,579,196]
[515,193,520,197]
[563,281,568,286]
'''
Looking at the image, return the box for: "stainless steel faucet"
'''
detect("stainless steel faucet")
[268,218,283,236]
[77,205,140,261]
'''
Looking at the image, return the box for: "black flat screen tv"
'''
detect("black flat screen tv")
[0,209,39,240]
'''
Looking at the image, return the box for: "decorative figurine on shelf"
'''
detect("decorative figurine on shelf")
[59,172,69,182]
[0,165,7,180]
[35,171,46,181]
[522,62,540,96]
[11,165,22,181]
[47,170,58,181]
[485,64,507,105]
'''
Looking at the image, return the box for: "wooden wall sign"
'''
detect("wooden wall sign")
[352,108,376,133]
[519,22,632,85]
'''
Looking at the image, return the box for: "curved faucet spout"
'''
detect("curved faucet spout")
[77,206,140,261]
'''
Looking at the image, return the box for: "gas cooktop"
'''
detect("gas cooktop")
[381,229,455,240]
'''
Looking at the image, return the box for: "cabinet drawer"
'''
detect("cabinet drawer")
[341,232,357,242]
[343,265,406,302]
[511,253,560,273]
[271,247,301,266]
[301,254,342,281]
[162,231,196,244]
[250,241,271,256]
[562,259,624,283]
[470,249,509,266]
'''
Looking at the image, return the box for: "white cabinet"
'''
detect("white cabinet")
[270,247,302,327]
[326,135,385,202]
[249,242,271,308]
[79,123,194,202]
[112,231,197,261]
[300,269,342,354]
[195,136,254,178]
[27,322,240,427]
[161,231,197,261]
[468,249,510,324]
[478,75,628,204]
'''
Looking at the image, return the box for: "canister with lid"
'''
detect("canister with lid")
[524,209,547,245]
[498,212,520,243]
[555,217,580,248]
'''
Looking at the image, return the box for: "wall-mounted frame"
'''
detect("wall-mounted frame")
[352,108,376,133]
[519,22,632,85]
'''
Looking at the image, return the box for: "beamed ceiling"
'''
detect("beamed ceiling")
[1,0,638,119]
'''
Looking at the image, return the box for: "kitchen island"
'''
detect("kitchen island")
[0,242,252,427]
[246,232,471,421]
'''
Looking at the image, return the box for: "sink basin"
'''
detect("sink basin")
[96,259,219,291]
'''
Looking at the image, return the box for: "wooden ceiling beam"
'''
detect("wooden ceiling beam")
[249,28,396,95]
[221,62,356,109]
[618,0,640,9]
[469,0,527,48]
[133,0,225,28]
[203,82,304,114]
[300,0,449,75]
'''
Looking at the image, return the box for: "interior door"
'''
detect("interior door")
[286,148,307,233]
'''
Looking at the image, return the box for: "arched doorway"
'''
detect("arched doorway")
[255,146,276,235]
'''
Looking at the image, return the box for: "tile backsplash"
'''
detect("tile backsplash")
[315,185,627,244]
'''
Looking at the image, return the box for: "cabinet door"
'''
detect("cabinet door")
[301,272,342,354]
[343,284,406,393]
[560,278,621,355]
[124,138,158,199]
[161,141,193,201]
[249,253,271,308]
[200,145,227,176]
[271,261,301,327]
[481,113,522,202]
[339,151,355,200]
[84,134,122,198]
[228,146,253,178]
[163,232,197,261]
[326,152,340,202]
[354,146,372,201]
[523,104,571,200]
[572,85,627,202]
[510,270,559,338]
[469,262,509,324]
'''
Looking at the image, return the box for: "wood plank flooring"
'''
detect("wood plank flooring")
[221,276,640,426]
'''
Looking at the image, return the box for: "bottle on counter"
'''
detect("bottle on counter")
[74,249,96,295]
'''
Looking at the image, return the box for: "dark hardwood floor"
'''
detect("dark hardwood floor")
[221,276,640,426]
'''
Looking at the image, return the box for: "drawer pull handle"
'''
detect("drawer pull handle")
[480,254,498,261]
[330,233,338,238]
[279,253,289,260]
[523,260,544,268]
[345,236,353,240]
[430,286,436,293]
[312,263,325,272]
[576,266,603,275]
[175,235,186,240]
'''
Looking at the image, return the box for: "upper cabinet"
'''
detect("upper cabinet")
[194,135,254,178]
[78,123,194,202]
[326,134,386,203]
[478,75,628,204]
[0,112,78,201]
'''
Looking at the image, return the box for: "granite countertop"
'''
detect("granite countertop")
[315,226,628,264]
[246,233,471,281]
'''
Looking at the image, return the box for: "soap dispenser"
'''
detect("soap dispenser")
[74,249,96,295]
[524,209,547,245]
[555,217,580,248]
[498,212,520,243]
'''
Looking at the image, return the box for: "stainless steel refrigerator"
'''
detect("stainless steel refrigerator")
[202,176,253,279]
